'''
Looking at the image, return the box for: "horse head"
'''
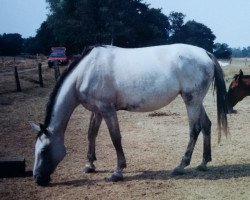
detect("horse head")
[30,122,66,186]
[233,69,243,80]
[228,69,246,110]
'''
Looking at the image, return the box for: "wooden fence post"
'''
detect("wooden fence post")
[14,66,21,92]
[38,63,43,87]
[53,61,60,81]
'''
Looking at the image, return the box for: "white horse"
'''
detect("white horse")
[30,44,228,186]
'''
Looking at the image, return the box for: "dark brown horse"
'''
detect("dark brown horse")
[228,69,250,112]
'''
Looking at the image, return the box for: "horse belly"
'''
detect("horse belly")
[116,79,180,112]
[125,93,179,112]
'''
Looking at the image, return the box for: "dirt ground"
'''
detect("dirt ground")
[0,58,249,200]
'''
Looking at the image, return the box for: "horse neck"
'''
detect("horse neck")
[241,77,250,95]
[47,75,79,140]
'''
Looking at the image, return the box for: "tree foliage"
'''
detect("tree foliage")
[23,21,57,55]
[45,0,170,53]
[0,33,23,56]
[213,43,232,59]
[182,20,215,52]
[1,1,221,55]
[43,2,217,53]
[168,12,185,39]
[168,13,216,52]
[232,47,250,57]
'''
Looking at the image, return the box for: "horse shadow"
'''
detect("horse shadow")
[50,170,110,187]
[51,163,250,187]
[50,178,98,187]
[126,163,250,181]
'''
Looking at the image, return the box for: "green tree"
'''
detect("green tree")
[168,11,185,42]
[45,0,170,52]
[25,1,217,54]
[35,21,57,54]
[213,43,232,59]
[23,37,37,54]
[0,33,23,56]
[182,20,215,52]
[241,47,250,57]
[23,22,57,55]
[169,14,216,52]
[231,47,250,58]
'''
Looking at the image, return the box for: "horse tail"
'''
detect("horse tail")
[207,52,229,143]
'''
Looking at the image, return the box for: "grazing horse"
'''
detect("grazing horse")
[228,69,250,112]
[30,44,228,186]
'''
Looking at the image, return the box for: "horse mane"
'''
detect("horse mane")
[44,45,101,127]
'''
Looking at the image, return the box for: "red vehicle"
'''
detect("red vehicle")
[48,47,69,67]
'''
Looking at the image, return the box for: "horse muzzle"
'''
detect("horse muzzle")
[34,174,51,186]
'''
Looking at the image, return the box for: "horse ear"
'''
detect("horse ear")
[239,69,243,77]
[233,69,244,81]
[29,121,41,132]
[39,123,50,137]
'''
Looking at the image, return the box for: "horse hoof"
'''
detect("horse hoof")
[196,165,208,172]
[84,164,96,173]
[35,175,51,187]
[105,172,124,182]
[171,167,185,176]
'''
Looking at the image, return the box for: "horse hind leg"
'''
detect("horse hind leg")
[196,106,212,171]
[172,102,202,175]
[84,112,102,173]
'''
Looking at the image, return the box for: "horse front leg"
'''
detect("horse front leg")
[102,110,126,182]
[84,112,102,173]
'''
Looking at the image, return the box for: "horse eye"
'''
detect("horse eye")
[41,150,46,155]
[41,147,49,155]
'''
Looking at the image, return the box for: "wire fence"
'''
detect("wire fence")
[0,57,63,94]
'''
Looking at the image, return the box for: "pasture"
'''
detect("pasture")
[0,57,249,200]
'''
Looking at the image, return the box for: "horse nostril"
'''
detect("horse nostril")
[35,175,51,186]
